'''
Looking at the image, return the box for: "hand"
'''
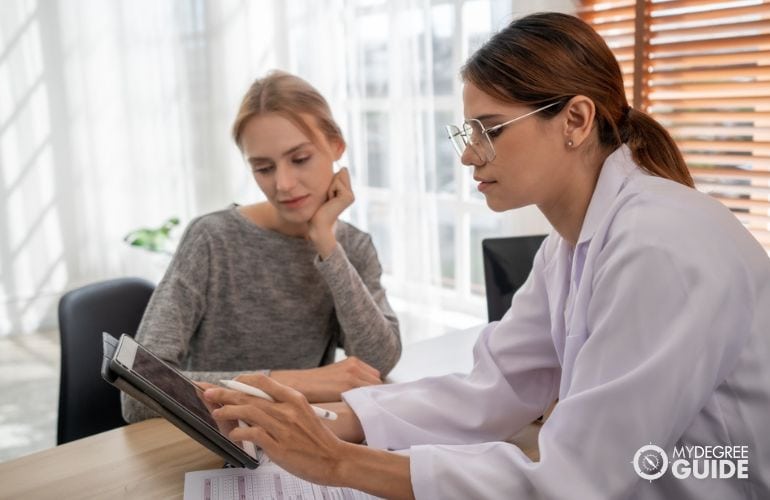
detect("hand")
[306,167,355,259]
[203,375,353,486]
[237,356,382,403]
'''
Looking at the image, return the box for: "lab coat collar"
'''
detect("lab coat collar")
[576,144,639,245]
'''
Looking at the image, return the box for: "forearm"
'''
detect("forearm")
[335,443,414,500]
[315,244,401,374]
[318,402,365,443]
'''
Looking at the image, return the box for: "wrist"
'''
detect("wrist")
[331,441,365,487]
[333,442,414,499]
[312,233,337,260]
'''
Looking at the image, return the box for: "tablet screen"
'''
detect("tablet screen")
[131,345,221,428]
[128,343,255,459]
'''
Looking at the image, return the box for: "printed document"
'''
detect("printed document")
[184,463,380,500]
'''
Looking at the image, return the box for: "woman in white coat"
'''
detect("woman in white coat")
[203,12,770,499]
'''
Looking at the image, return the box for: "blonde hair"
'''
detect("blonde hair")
[232,70,344,150]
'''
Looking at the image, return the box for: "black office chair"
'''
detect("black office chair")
[57,277,155,444]
[482,235,547,322]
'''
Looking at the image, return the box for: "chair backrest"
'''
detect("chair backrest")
[57,277,155,444]
[482,235,547,322]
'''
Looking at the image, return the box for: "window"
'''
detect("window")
[285,0,514,340]
[579,0,770,252]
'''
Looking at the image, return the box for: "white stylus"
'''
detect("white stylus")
[219,379,338,421]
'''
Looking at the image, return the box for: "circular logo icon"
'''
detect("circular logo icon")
[633,444,669,481]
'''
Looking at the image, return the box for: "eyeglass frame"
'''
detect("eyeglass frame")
[445,101,561,163]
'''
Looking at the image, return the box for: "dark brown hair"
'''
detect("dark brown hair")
[232,70,343,150]
[461,12,693,187]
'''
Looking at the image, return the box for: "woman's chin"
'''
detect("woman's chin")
[484,197,510,212]
[276,204,316,226]
[485,195,528,213]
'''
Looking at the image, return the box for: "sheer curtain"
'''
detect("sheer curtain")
[0,0,234,334]
[0,0,561,340]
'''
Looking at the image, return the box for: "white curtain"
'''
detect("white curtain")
[0,0,558,340]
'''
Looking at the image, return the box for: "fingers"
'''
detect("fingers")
[253,373,308,405]
[338,166,352,191]
[229,424,278,453]
[206,376,309,414]
[210,403,280,450]
[203,387,255,406]
[228,373,301,401]
[211,401,268,424]
[202,386,282,422]
[327,168,354,203]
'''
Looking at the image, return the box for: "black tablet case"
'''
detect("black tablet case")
[101,332,259,469]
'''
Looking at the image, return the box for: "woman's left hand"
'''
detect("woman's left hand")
[307,167,354,259]
[203,375,349,486]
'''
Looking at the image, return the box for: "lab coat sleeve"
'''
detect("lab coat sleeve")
[406,229,756,499]
[343,241,561,449]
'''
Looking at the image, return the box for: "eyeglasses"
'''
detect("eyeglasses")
[445,101,560,164]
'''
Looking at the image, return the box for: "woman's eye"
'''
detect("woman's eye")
[487,127,504,139]
[293,155,311,165]
[253,166,274,175]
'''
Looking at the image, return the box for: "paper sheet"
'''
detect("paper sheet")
[184,463,381,500]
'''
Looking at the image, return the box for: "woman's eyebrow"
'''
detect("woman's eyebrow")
[247,142,313,164]
[470,113,504,122]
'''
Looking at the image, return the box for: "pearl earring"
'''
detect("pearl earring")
[567,140,574,147]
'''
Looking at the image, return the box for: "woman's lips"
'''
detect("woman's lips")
[279,194,310,208]
[475,178,497,193]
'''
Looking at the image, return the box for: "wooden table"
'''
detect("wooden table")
[0,325,541,498]
[0,418,222,499]
[0,420,541,499]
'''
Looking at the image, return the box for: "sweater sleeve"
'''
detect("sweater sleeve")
[120,220,208,422]
[313,236,401,376]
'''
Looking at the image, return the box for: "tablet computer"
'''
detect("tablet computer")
[101,332,260,469]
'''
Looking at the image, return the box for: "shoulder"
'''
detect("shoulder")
[186,207,242,235]
[173,207,251,258]
[600,175,769,285]
[181,206,261,244]
[611,175,743,247]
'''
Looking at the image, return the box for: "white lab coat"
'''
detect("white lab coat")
[343,145,770,499]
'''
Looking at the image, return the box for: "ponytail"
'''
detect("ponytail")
[620,108,694,187]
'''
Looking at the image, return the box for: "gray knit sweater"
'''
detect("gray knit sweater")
[122,205,401,422]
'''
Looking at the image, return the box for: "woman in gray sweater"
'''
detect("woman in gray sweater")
[123,71,401,423]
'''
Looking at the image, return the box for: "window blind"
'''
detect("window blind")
[578,0,770,251]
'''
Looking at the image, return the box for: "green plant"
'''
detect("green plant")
[124,217,180,254]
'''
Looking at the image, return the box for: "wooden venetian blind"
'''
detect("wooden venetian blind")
[578,0,770,251]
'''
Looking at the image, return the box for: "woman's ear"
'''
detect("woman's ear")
[563,95,596,149]
[330,137,346,161]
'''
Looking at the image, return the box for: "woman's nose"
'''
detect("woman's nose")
[275,164,298,192]
[461,145,484,167]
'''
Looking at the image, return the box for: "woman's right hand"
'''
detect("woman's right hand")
[236,356,382,404]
